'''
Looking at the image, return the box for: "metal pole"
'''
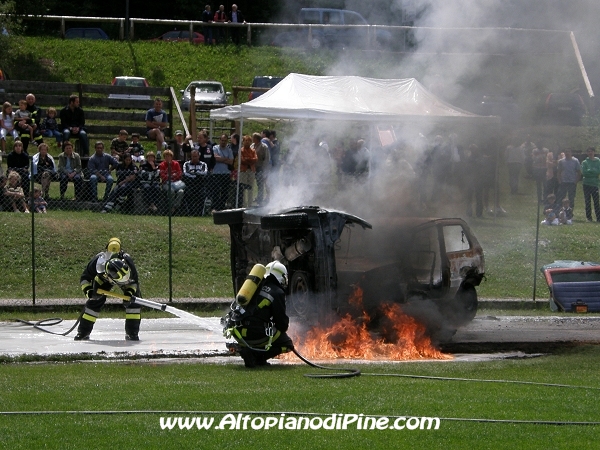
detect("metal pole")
[235,114,244,208]
[30,156,36,305]
[167,163,173,302]
[533,199,541,302]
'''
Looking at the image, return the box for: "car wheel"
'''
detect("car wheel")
[261,213,309,230]
[213,208,245,225]
[288,271,313,320]
[451,284,478,325]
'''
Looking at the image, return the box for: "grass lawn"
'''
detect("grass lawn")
[1,345,600,449]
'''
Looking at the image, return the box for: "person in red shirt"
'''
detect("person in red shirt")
[159,149,185,214]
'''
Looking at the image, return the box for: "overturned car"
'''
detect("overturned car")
[213,206,485,338]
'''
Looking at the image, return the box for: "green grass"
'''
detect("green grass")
[1,345,600,449]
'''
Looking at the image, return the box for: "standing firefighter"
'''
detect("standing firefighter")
[75,237,142,341]
[224,261,294,367]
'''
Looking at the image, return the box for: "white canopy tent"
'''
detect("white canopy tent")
[210,73,500,126]
[210,73,500,209]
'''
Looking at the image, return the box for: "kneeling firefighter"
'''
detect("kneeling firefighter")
[223,261,294,368]
[76,237,142,341]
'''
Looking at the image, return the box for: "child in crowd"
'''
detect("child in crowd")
[543,193,558,216]
[558,198,573,225]
[40,107,63,148]
[110,129,131,161]
[4,171,30,213]
[542,208,559,225]
[33,186,48,213]
[13,100,34,142]
[1,102,18,153]
[130,133,145,165]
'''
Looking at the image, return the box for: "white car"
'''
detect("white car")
[108,76,151,101]
[180,81,230,111]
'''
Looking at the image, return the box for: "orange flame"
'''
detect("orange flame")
[283,286,451,361]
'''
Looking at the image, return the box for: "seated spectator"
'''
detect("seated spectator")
[145,98,169,156]
[542,208,559,226]
[33,186,48,213]
[101,153,138,214]
[88,141,119,202]
[60,94,89,157]
[543,193,558,216]
[6,140,30,199]
[0,175,8,211]
[57,141,83,200]
[40,107,62,149]
[110,129,131,161]
[558,198,574,225]
[159,149,185,214]
[130,133,145,165]
[1,101,18,154]
[25,93,44,148]
[33,143,57,199]
[14,99,34,151]
[183,149,208,216]
[139,151,161,213]
[4,171,30,213]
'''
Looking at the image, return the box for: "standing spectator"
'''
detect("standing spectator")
[212,134,234,211]
[32,142,57,199]
[6,139,30,199]
[183,149,208,216]
[60,95,89,157]
[556,148,582,211]
[145,98,169,156]
[228,4,245,45]
[202,5,214,45]
[4,171,29,213]
[101,153,138,214]
[230,133,240,159]
[581,146,600,222]
[171,130,191,161]
[545,151,558,199]
[110,129,131,161]
[40,107,62,148]
[1,101,18,155]
[57,141,83,201]
[463,144,484,217]
[195,130,216,171]
[139,151,161,213]
[236,134,257,207]
[213,4,228,44]
[252,132,270,206]
[505,140,524,194]
[33,187,48,213]
[88,141,119,202]
[159,149,185,214]
[25,93,44,147]
[520,135,536,178]
[532,142,548,203]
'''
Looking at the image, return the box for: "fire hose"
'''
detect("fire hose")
[97,290,361,378]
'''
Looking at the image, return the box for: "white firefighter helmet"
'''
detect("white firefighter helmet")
[265,261,288,289]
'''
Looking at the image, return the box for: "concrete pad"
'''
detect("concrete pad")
[0,318,228,358]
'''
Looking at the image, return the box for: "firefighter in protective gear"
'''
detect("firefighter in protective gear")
[76,238,142,341]
[225,260,293,368]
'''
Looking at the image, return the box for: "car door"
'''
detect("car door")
[342,11,368,48]
[406,224,443,295]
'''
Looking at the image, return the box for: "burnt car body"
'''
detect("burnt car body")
[541,260,600,312]
[214,206,485,337]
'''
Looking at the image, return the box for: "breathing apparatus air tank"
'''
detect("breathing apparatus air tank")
[236,264,266,306]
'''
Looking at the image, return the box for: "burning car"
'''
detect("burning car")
[214,206,485,341]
